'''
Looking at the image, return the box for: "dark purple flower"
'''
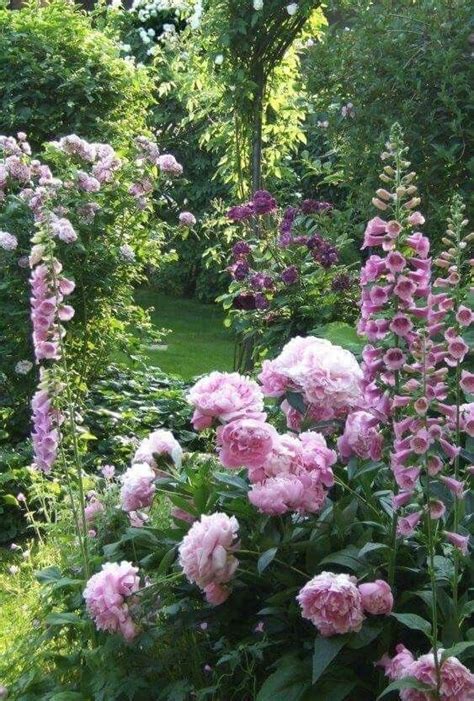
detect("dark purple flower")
[232,240,251,257]
[313,241,339,268]
[227,203,255,222]
[227,260,250,280]
[291,235,309,246]
[331,273,351,291]
[252,190,277,215]
[279,206,298,237]
[307,234,323,250]
[281,265,299,285]
[301,199,333,214]
[278,233,292,248]
[233,293,256,310]
[255,293,270,310]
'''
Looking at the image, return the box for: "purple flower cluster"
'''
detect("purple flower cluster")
[307,234,339,268]
[31,388,60,473]
[227,190,276,222]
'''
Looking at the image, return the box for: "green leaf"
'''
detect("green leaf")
[312,635,347,684]
[285,391,307,415]
[378,677,432,699]
[257,656,310,701]
[45,612,83,627]
[391,612,432,636]
[156,546,176,576]
[49,693,87,701]
[258,547,278,574]
[441,641,474,661]
[3,494,19,506]
[36,566,62,583]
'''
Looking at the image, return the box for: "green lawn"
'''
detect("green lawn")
[135,290,235,379]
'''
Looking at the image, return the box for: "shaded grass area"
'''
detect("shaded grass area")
[135,289,235,379]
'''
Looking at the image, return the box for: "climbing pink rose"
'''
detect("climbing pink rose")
[338,411,383,462]
[133,429,183,468]
[120,463,156,512]
[297,571,364,636]
[178,512,239,590]
[187,371,265,430]
[83,561,140,641]
[358,579,393,615]
[217,418,277,469]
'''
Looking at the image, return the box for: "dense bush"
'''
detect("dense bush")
[0,0,153,150]
[302,0,474,240]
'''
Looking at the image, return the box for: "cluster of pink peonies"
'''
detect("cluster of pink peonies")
[83,561,140,641]
[178,512,240,605]
[297,572,393,637]
[379,645,474,701]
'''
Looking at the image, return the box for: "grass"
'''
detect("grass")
[135,289,235,379]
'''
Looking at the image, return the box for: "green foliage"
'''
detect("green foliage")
[0,0,153,150]
[302,0,474,241]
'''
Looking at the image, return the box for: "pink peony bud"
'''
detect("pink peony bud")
[358,580,393,615]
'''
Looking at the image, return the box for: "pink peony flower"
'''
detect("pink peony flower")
[297,571,364,636]
[203,582,230,605]
[338,411,383,462]
[178,512,239,593]
[248,474,326,516]
[120,462,156,512]
[187,371,265,430]
[83,561,140,641]
[217,418,277,470]
[378,644,415,681]
[400,652,474,701]
[133,429,183,468]
[358,579,393,615]
[299,431,337,487]
[85,497,105,524]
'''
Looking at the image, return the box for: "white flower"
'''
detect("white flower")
[214,54,224,65]
[0,230,18,251]
[253,0,263,9]
[147,27,155,36]
[119,244,136,262]
[286,2,298,15]
[162,23,175,32]
[15,360,33,375]
[305,38,314,47]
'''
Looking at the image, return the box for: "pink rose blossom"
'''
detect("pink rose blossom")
[297,571,364,636]
[188,371,265,429]
[120,462,156,512]
[217,419,277,470]
[83,561,140,641]
[178,512,239,593]
[358,579,393,615]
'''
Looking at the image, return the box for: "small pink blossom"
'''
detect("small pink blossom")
[428,500,446,520]
[133,429,183,468]
[378,644,415,681]
[456,305,473,327]
[358,579,393,615]
[444,531,469,555]
[396,511,422,537]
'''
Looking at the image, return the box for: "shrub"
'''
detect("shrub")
[302,0,474,240]
[0,0,153,150]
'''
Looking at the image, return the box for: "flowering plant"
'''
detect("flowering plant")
[0,132,184,442]
[217,189,358,367]
[7,132,474,701]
